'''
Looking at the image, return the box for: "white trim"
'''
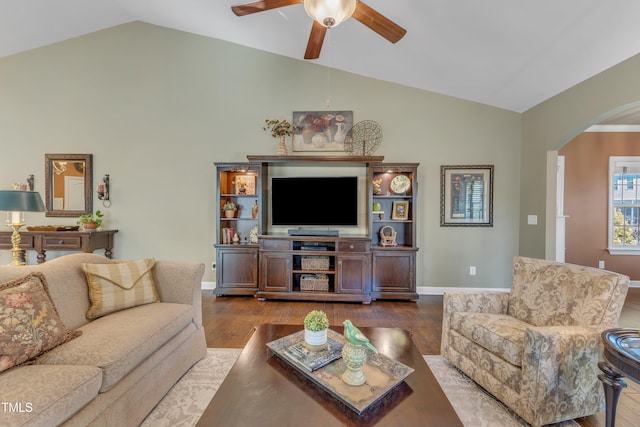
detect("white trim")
[417,286,510,295]
[201,281,216,290]
[200,282,640,292]
[585,125,640,132]
[608,156,640,252]
[607,248,640,255]
[418,282,639,294]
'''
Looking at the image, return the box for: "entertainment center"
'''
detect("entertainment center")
[214,155,418,302]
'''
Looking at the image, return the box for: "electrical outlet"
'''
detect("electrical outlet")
[598,260,605,269]
[469,266,476,276]
[211,262,216,270]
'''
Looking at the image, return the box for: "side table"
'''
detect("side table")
[598,328,640,427]
[0,229,118,263]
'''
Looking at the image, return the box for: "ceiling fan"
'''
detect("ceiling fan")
[231,0,406,60]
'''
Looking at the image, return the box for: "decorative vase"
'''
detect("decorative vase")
[301,123,313,144]
[312,133,328,148]
[304,328,328,351]
[341,342,368,386]
[324,125,335,143]
[232,233,240,244]
[249,225,259,244]
[251,200,259,219]
[224,210,235,218]
[334,122,346,144]
[276,135,288,156]
[83,222,98,230]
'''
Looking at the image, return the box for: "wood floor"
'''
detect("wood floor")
[202,288,640,427]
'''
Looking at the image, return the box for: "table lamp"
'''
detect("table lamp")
[0,190,45,266]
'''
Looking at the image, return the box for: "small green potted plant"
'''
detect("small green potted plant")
[222,201,237,218]
[303,310,329,350]
[263,118,298,156]
[77,210,104,230]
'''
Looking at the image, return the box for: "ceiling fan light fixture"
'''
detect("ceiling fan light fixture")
[303,0,356,28]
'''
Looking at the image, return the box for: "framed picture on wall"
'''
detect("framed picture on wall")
[440,165,494,227]
[292,111,353,152]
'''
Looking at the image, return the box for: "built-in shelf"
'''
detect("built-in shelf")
[214,155,419,301]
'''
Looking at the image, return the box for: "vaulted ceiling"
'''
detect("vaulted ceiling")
[3,1,640,114]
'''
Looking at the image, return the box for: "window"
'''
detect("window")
[608,157,640,254]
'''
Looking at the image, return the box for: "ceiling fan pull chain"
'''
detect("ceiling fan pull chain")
[326,30,331,108]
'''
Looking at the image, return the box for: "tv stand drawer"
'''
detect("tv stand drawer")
[261,239,290,251]
[338,242,369,253]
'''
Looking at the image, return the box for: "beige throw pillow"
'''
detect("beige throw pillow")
[81,258,159,319]
[0,273,81,373]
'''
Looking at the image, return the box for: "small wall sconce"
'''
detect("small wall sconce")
[27,175,34,191]
[97,174,111,207]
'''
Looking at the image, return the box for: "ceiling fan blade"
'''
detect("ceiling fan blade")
[231,0,303,17]
[304,21,327,60]
[352,1,407,43]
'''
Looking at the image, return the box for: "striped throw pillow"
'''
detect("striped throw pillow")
[81,258,159,319]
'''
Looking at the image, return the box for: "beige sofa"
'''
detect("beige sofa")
[442,256,629,426]
[0,253,206,427]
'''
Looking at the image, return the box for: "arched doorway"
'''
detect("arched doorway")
[547,103,640,273]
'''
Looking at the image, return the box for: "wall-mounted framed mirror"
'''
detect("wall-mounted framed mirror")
[45,154,93,217]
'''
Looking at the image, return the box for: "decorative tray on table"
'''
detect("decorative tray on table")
[26,225,80,231]
[266,329,414,415]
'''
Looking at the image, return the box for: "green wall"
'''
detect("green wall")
[0,22,521,287]
[521,55,640,259]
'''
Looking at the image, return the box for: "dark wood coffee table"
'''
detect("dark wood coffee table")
[196,324,462,426]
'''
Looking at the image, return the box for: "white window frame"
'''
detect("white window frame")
[608,156,640,255]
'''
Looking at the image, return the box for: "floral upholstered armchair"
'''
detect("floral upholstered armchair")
[441,256,629,426]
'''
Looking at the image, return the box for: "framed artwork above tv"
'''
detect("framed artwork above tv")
[292,111,353,152]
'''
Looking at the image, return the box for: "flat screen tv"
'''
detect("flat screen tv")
[271,176,358,226]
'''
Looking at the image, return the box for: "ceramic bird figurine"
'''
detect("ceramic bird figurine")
[343,320,378,353]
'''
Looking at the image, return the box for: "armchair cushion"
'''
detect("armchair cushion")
[452,312,529,367]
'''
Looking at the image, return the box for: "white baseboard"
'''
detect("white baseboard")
[201,281,216,290]
[417,286,510,296]
[418,280,640,295]
[203,281,640,293]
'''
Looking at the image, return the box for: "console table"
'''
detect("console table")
[598,328,640,427]
[0,229,118,263]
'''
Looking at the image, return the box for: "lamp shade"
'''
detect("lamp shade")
[304,0,356,28]
[0,190,45,212]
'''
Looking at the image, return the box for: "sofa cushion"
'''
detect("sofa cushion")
[0,273,80,373]
[34,302,193,392]
[452,312,530,367]
[81,258,159,319]
[0,364,101,427]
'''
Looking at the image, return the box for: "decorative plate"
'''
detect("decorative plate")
[344,120,383,155]
[390,175,410,194]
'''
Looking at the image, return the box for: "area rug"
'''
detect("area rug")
[140,348,241,427]
[142,349,580,426]
[424,355,579,427]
